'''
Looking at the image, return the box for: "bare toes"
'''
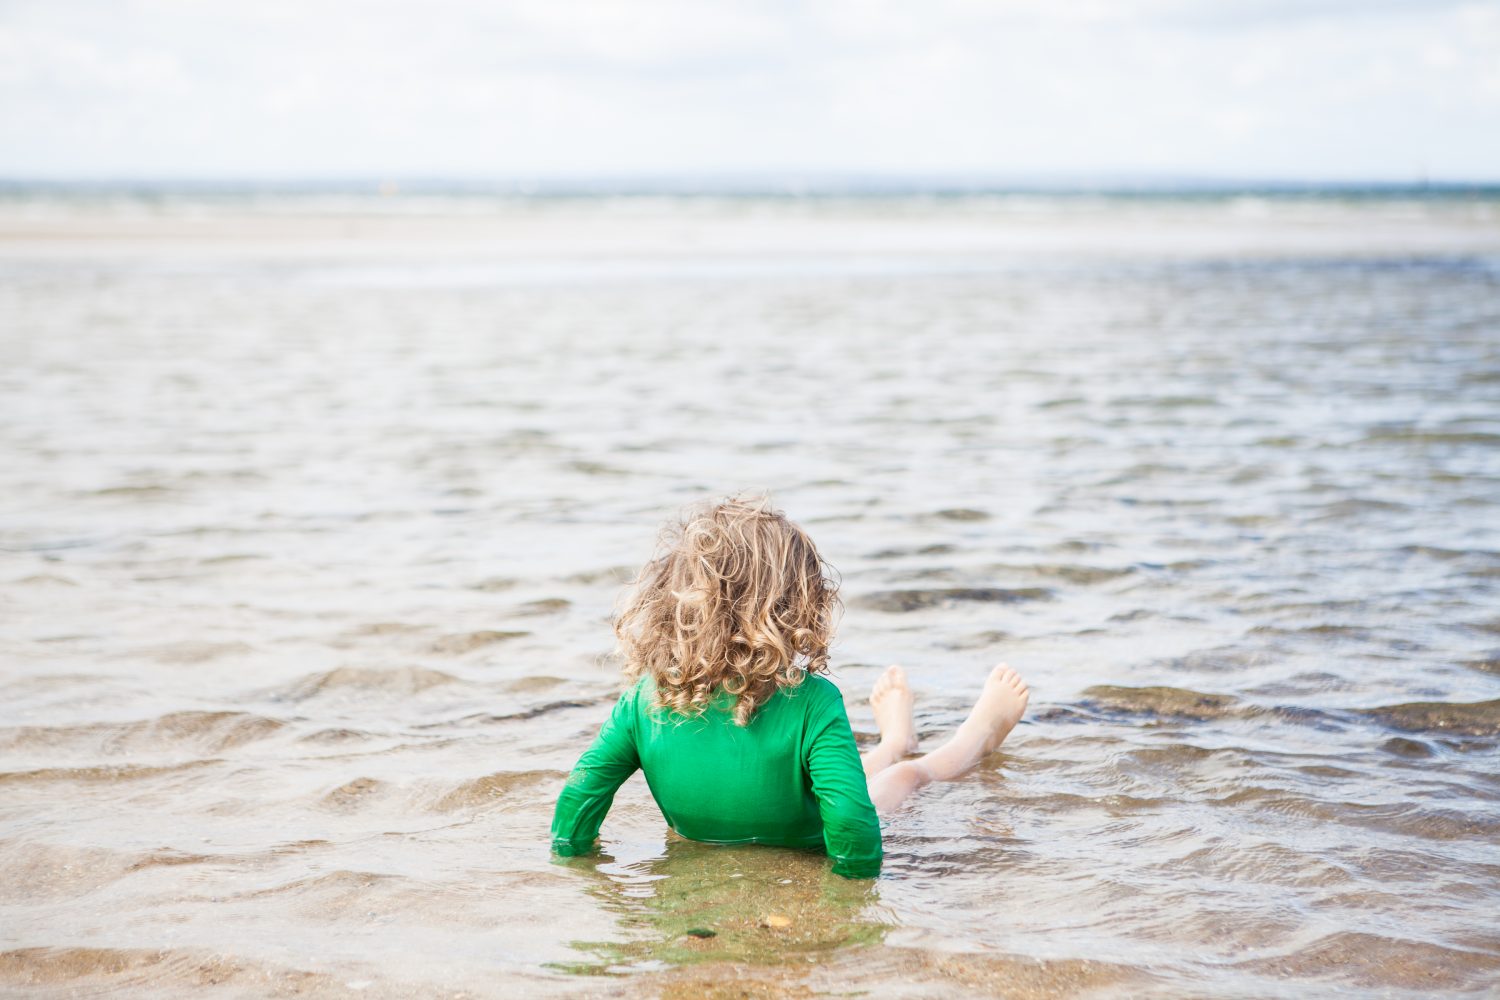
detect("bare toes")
[871,664,904,703]
[994,666,1024,689]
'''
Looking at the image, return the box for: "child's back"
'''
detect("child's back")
[552,672,882,877]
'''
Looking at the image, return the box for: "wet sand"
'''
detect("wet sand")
[2,192,1499,997]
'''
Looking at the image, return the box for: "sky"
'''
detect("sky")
[1,0,1498,182]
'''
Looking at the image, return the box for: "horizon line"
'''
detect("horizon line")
[2,172,1499,197]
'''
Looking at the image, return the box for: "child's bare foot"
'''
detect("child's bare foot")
[919,664,1029,781]
[870,664,918,757]
[965,664,1029,754]
[862,664,919,778]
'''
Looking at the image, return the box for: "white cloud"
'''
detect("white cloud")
[0,0,1496,180]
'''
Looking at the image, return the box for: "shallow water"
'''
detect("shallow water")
[2,193,1499,998]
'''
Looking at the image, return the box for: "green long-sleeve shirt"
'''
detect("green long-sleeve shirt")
[550,673,883,878]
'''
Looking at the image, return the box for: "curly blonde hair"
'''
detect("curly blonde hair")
[614,495,841,726]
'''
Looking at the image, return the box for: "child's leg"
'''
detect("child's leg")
[867,665,1029,815]
[862,665,918,779]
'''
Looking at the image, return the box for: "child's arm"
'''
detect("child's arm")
[550,686,641,857]
[805,691,884,878]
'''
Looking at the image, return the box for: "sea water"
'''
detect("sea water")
[1,190,1498,997]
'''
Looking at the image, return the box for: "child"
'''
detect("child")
[550,495,1030,878]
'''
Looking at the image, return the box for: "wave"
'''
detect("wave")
[86,483,176,498]
[244,869,396,899]
[939,629,1014,650]
[1106,394,1221,409]
[1397,544,1494,561]
[1214,787,1500,842]
[412,695,616,729]
[1248,623,1374,639]
[1080,685,1240,721]
[515,598,570,615]
[985,562,1136,585]
[931,508,989,521]
[1357,698,1500,737]
[1071,687,1500,738]
[856,587,1053,612]
[320,777,388,812]
[0,673,111,696]
[1462,655,1500,675]
[0,946,344,994]
[317,770,566,814]
[10,573,80,587]
[143,640,256,665]
[432,769,567,811]
[0,710,284,756]
[561,566,635,585]
[1231,931,1500,990]
[1163,840,1353,889]
[267,666,464,702]
[1379,736,1435,758]
[865,543,958,558]
[429,630,528,655]
[341,622,425,638]
[467,575,519,591]
[0,760,218,786]
[297,727,374,744]
[1358,428,1500,447]
[1141,646,1277,673]
[0,842,213,902]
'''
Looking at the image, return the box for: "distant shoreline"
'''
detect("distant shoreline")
[2,183,1496,268]
[2,176,1499,201]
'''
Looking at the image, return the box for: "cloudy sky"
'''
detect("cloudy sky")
[2,0,1498,182]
